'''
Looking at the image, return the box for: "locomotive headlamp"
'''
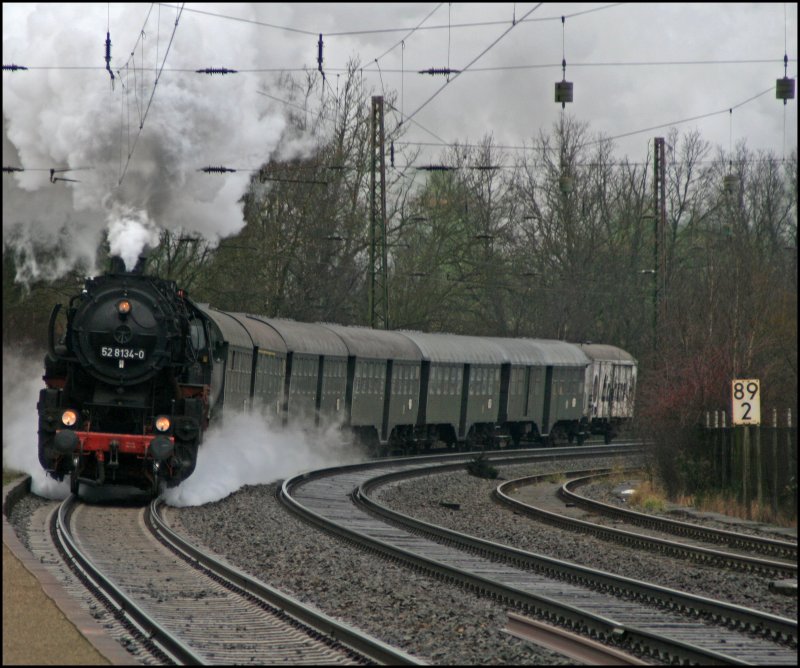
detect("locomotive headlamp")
[155,416,171,432]
[117,299,132,315]
[61,409,78,427]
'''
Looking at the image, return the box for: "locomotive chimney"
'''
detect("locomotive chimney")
[109,255,127,274]
[132,251,149,275]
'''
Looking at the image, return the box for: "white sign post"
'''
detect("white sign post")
[731,379,760,426]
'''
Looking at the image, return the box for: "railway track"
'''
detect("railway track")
[279,443,797,665]
[563,473,798,560]
[53,493,421,665]
[494,470,798,579]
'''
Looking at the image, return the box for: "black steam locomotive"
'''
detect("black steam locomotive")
[38,256,214,494]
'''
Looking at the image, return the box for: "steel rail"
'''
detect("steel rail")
[54,495,205,665]
[494,473,797,579]
[356,467,796,647]
[561,472,798,560]
[280,446,794,664]
[150,499,423,666]
[504,612,649,665]
[285,482,730,664]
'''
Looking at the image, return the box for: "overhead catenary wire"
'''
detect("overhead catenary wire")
[117,3,185,187]
[4,5,794,186]
[162,3,622,38]
[6,57,796,73]
[3,58,797,74]
[400,3,544,127]
[367,2,444,65]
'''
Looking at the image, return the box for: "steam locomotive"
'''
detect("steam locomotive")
[38,257,213,494]
[38,258,637,495]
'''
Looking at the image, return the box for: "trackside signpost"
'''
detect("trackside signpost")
[731,379,761,425]
[731,379,760,519]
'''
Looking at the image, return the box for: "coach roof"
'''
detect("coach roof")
[400,331,508,364]
[322,324,423,361]
[198,305,254,349]
[578,343,637,363]
[247,316,348,357]
[221,313,288,353]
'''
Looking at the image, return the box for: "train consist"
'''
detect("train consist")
[38,259,636,494]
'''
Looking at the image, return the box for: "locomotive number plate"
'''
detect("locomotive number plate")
[100,346,146,360]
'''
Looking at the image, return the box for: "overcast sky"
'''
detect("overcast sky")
[3,3,797,281]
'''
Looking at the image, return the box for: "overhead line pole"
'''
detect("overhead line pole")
[653,137,666,352]
[370,96,389,329]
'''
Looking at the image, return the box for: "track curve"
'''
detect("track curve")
[280,445,797,665]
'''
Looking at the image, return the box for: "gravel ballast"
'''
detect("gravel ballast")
[172,453,795,663]
[8,453,796,665]
[171,481,572,665]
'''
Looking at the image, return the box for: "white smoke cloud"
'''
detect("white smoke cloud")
[106,206,161,271]
[2,346,367,504]
[2,3,294,282]
[2,348,70,499]
[163,411,366,507]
